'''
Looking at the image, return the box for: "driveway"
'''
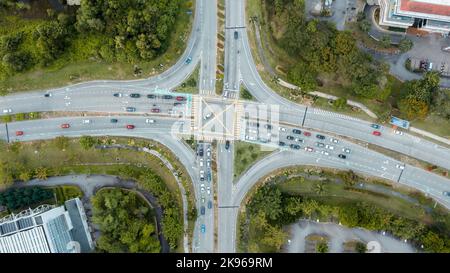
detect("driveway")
[284,220,416,253]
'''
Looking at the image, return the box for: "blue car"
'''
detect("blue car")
[185,57,192,64]
[371,124,380,129]
[200,206,205,215]
[201,224,206,233]
[208,200,212,209]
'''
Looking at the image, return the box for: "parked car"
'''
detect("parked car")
[279,127,287,132]
[290,144,301,150]
[316,142,325,148]
[303,131,311,137]
[2,109,12,114]
[176,96,185,101]
[286,135,294,140]
[292,129,302,134]
[396,164,405,170]
[394,130,403,135]
[330,138,339,144]
[279,141,286,146]
[443,191,450,197]
[264,124,273,130]
[305,147,314,152]
[316,134,325,140]
[338,154,347,159]
[342,148,351,154]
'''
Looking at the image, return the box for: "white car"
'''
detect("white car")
[201,197,205,203]
[199,159,204,167]
[342,148,351,154]
[207,186,211,195]
[325,144,334,150]
[279,127,287,132]
[320,150,330,156]
[207,150,211,157]
[207,159,211,167]
[394,130,403,135]
[200,183,205,188]
[201,187,205,193]
[330,138,339,144]
[200,170,204,176]
[2,109,12,114]
[146,119,155,123]
[82,119,91,124]
[203,112,213,120]
[396,164,405,170]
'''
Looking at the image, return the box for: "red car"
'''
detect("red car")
[151,108,160,113]
[372,131,381,136]
[61,124,70,129]
[126,125,135,129]
[303,131,311,137]
[176,96,185,101]
[15,131,24,136]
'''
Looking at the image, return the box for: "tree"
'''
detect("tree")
[2,51,32,72]
[355,241,367,253]
[287,62,317,91]
[34,21,69,64]
[333,97,347,110]
[0,160,14,189]
[261,225,287,251]
[79,136,97,150]
[380,35,391,48]
[314,183,326,195]
[248,185,283,221]
[358,19,371,33]
[34,167,49,180]
[19,171,32,182]
[316,241,329,253]
[54,136,69,150]
[398,38,413,53]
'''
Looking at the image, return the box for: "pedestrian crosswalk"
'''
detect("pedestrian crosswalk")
[311,108,363,123]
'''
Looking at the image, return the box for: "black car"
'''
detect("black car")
[110,118,118,123]
[290,144,301,150]
[113,93,122,97]
[278,141,286,146]
[292,129,302,134]
[225,140,230,150]
[234,31,238,39]
[264,124,273,130]
[147,94,156,99]
[130,93,140,98]
[200,206,205,215]
[44,93,51,97]
[316,134,326,140]
[286,135,294,140]
[198,148,204,157]
[173,102,182,106]
[338,154,347,159]
[163,95,173,99]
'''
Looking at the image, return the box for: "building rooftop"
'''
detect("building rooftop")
[400,0,450,17]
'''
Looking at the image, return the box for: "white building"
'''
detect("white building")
[0,198,94,253]
[376,0,450,34]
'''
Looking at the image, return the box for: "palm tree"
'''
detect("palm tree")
[314,183,326,195]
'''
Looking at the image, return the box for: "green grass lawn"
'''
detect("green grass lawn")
[0,2,195,94]
[233,141,274,179]
[175,64,199,94]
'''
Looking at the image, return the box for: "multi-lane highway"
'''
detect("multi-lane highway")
[1,0,450,254]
